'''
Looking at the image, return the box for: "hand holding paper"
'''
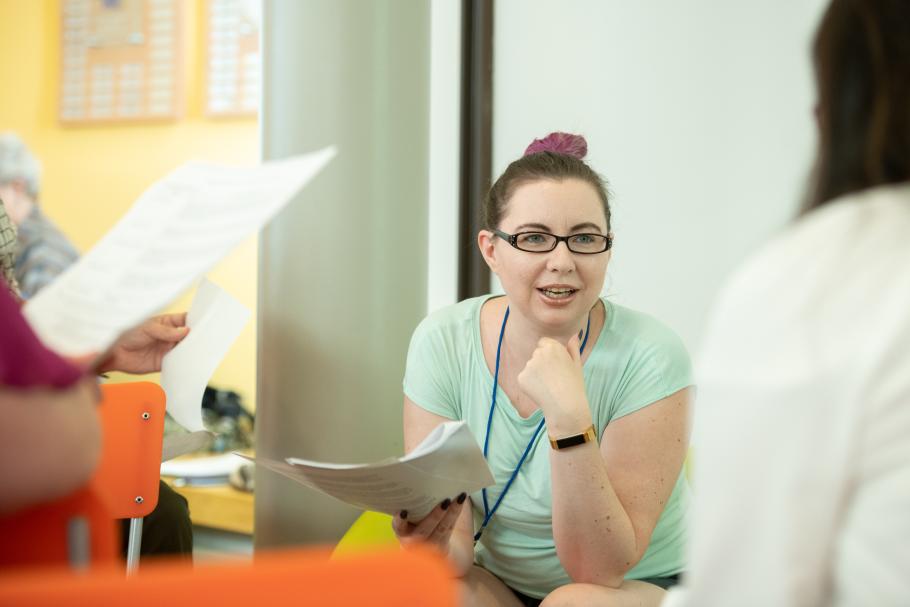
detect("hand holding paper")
[24,147,335,358]
[97,313,190,374]
[160,278,250,432]
[251,421,494,520]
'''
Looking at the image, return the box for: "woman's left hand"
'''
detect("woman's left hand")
[517,332,591,432]
[97,313,189,375]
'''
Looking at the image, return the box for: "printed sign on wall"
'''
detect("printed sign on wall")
[60,0,183,123]
[205,0,260,116]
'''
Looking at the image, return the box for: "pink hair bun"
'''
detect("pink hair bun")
[523,132,588,159]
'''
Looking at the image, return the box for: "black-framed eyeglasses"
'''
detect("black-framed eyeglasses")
[492,229,613,254]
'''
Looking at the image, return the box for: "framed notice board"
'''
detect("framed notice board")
[60,0,183,123]
[205,0,260,116]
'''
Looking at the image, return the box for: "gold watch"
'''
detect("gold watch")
[548,424,598,450]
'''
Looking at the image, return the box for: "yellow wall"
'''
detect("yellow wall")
[0,0,259,411]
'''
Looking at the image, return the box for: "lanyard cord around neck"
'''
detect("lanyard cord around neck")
[475,306,591,543]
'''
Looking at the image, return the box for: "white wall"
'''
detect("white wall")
[427,0,462,313]
[493,0,829,353]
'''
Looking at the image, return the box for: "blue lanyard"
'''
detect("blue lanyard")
[474,306,591,543]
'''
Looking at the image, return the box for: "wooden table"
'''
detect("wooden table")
[162,476,254,535]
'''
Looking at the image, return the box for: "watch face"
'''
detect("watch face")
[550,425,596,450]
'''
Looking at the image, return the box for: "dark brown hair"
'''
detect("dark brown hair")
[483,133,612,230]
[805,0,910,213]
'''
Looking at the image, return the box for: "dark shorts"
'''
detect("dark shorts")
[510,574,681,607]
[119,480,193,558]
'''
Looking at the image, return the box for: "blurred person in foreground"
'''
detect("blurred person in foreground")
[0,195,193,560]
[0,198,100,513]
[0,268,189,520]
[664,1,910,605]
[0,273,102,515]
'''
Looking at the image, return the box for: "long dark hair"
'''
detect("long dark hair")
[805,0,910,213]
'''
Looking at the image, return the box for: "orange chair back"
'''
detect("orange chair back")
[0,487,118,570]
[0,545,459,607]
[90,382,166,519]
[0,382,166,571]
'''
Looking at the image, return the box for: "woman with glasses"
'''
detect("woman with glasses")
[394,132,694,606]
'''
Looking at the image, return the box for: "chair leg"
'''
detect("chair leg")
[126,517,143,574]
[66,515,90,570]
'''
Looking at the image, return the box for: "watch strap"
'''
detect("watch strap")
[549,424,597,450]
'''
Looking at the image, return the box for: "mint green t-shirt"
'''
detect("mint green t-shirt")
[403,295,693,598]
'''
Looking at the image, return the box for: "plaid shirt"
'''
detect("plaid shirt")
[0,199,20,296]
[14,207,79,299]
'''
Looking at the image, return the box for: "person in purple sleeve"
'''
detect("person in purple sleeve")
[0,273,103,514]
[0,192,193,559]
[0,270,190,515]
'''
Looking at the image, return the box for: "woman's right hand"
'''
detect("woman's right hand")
[391,492,468,554]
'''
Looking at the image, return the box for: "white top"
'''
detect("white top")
[664,184,910,607]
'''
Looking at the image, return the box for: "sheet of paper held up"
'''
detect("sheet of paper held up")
[251,421,495,520]
[161,430,214,462]
[160,278,250,432]
[23,147,336,357]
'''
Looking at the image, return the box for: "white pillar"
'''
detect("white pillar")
[257,0,431,546]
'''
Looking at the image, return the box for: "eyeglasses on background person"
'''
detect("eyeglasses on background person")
[491,229,613,254]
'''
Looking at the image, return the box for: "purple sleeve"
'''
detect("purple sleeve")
[0,279,82,388]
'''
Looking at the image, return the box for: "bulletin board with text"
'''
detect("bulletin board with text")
[204,0,260,117]
[59,0,183,123]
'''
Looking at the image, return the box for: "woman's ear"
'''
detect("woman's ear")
[477,230,499,273]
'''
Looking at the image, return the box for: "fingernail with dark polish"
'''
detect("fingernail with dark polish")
[456,492,467,504]
[441,498,451,510]
[578,329,583,340]
[400,510,408,519]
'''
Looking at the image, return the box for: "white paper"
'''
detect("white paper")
[23,147,336,357]
[160,452,246,478]
[161,430,214,462]
[160,278,250,431]
[251,421,495,520]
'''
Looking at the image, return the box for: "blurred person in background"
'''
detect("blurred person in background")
[0,193,19,295]
[664,1,910,605]
[0,132,79,300]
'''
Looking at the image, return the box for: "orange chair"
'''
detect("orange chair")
[0,545,459,606]
[0,486,118,571]
[0,382,166,572]
[90,382,167,572]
